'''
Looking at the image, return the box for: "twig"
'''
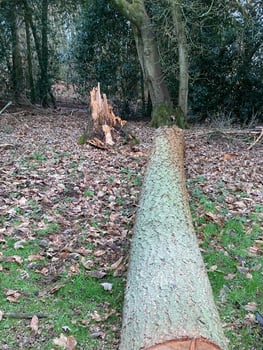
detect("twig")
[198,129,260,137]
[0,143,15,149]
[3,313,48,319]
[0,101,12,115]
[247,127,263,150]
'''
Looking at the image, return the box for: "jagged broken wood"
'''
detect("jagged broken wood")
[88,83,127,148]
[119,126,228,350]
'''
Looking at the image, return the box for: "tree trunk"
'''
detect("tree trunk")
[24,8,36,103]
[9,1,24,102]
[22,0,53,107]
[40,0,49,107]
[119,127,228,350]
[169,1,189,117]
[108,0,171,109]
[132,19,171,108]
[22,0,42,68]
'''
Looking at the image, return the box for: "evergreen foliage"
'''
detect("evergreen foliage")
[0,0,262,123]
[73,0,141,116]
[188,1,263,122]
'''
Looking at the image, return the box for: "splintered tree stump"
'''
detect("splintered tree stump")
[119,126,228,350]
[88,83,126,148]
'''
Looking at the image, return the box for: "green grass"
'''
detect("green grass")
[188,181,263,350]
[0,238,124,349]
[120,166,143,187]
[36,222,60,236]
[30,151,48,162]
[84,189,95,198]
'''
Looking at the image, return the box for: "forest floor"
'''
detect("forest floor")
[0,106,262,350]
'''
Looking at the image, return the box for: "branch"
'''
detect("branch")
[2,313,48,319]
[0,144,15,150]
[0,101,12,115]
[247,127,263,150]
[108,0,143,27]
[199,0,215,18]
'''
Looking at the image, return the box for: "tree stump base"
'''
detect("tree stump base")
[88,83,127,148]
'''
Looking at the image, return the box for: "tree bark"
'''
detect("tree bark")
[40,0,49,107]
[119,127,228,350]
[22,0,43,68]
[169,1,189,117]
[108,0,171,109]
[22,0,52,107]
[24,7,36,103]
[8,0,24,102]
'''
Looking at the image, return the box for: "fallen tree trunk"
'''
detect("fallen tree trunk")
[119,126,228,350]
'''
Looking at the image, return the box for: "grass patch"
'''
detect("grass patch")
[0,237,124,349]
[189,182,263,350]
[36,222,60,236]
[84,189,95,198]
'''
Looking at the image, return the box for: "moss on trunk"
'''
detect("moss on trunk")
[150,103,188,129]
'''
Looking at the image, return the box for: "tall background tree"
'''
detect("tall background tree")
[108,0,171,110]
[0,0,262,123]
[0,0,79,107]
[0,0,25,103]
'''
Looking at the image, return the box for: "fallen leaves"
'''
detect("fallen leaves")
[38,283,65,297]
[223,153,238,161]
[3,289,22,303]
[108,256,123,271]
[89,270,107,279]
[0,110,262,349]
[91,309,117,322]
[0,255,23,264]
[53,333,77,350]
[244,302,257,312]
[247,238,263,256]
[205,212,224,225]
[27,254,45,261]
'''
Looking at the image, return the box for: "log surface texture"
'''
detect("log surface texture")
[119,126,228,350]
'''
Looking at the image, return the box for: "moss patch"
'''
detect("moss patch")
[150,103,188,129]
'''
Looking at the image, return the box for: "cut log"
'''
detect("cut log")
[89,83,127,147]
[119,126,228,350]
